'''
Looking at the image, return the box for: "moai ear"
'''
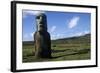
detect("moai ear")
[42,14,47,30]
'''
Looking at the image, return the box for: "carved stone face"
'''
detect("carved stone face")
[36,13,47,31]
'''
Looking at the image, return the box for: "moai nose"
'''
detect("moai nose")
[39,24,43,27]
[39,21,44,24]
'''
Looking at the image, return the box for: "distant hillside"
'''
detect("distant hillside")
[23,41,34,45]
[23,34,91,45]
[52,34,90,44]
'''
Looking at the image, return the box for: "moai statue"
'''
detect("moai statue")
[34,13,51,58]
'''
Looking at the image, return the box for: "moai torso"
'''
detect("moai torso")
[34,13,51,58]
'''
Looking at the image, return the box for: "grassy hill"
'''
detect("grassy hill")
[22,34,91,62]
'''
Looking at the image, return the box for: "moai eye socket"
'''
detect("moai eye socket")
[36,16,40,19]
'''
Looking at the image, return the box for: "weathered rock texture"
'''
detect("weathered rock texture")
[34,13,51,58]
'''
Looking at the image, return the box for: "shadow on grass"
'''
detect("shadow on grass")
[23,48,90,61]
[52,49,71,53]
[52,48,90,59]
[25,49,70,57]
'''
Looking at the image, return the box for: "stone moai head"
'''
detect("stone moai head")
[36,13,47,32]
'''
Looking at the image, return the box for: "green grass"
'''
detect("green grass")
[22,43,90,62]
[22,34,91,63]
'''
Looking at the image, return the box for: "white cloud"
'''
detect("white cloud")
[23,32,35,41]
[30,32,35,37]
[84,30,90,34]
[23,32,35,40]
[73,30,90,37]
[51,34,59,40]
[74,32,83,36]
[50,26,56,33]
[51,33,66,40]
[68,16,80,28]
[23,10,45,18]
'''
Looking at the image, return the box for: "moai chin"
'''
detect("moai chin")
[34,13,51,58]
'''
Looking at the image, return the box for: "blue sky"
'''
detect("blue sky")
[22,10,91,41]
